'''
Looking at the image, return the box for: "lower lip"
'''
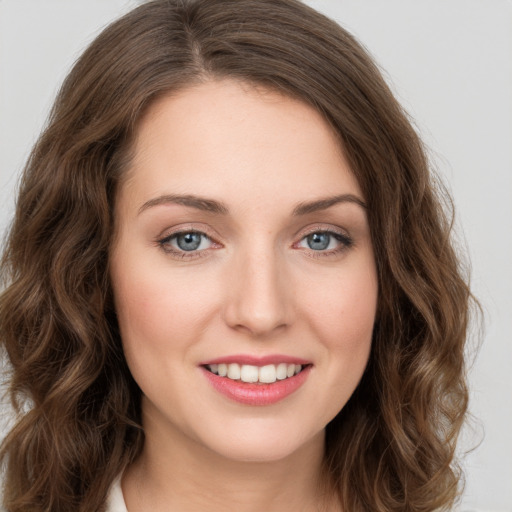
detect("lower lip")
[201,365,311,406]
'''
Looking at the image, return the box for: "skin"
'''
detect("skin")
[110,79,378,511]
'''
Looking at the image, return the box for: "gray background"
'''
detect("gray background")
[1,1,511,510]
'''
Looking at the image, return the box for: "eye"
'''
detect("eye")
[296,230,352,253]
[160,231,213,253]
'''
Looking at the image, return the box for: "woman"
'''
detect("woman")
[0,0,472,511]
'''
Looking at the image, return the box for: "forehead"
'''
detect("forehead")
[119,79,362,213]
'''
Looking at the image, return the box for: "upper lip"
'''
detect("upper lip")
[200,354,311,366]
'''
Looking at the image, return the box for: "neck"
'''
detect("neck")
[122,409,337,512]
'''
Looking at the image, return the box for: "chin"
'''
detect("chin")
[193,419,325,464]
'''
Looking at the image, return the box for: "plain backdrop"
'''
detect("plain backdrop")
[1,1,511,511]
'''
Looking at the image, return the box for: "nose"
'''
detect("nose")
[223,247,292,337]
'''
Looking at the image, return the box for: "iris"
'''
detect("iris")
[176,232,203,251]
[306,232,331,251]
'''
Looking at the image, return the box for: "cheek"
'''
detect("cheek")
[303,260,378,351]
[111,256,220,363]
[111,269,200,398]
[289,258,377,429]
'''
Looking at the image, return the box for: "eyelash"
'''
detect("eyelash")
[294,228,353,259]
[157,230,217,260]
[157,227,353,260]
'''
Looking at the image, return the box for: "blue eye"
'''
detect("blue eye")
[175,232,203,251]
[306,232,330,250]
[297,231,351,252]
[161,231,213,253]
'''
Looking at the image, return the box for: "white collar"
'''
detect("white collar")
[106,474,128,512]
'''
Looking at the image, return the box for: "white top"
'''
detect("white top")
[105,475,128,512]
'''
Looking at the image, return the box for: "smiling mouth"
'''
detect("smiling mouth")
[204,363,307,384]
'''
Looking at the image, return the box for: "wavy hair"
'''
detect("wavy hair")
[0,1,472,510]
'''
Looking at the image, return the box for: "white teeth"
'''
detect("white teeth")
[207,363,305,383]
[227,363,241,380]
[259,364,277,383]
[240,364,259,383]
[276,363,288,380]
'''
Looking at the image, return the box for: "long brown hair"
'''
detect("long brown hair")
[1,1,472,510]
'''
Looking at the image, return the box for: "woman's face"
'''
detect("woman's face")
[110,80,378,463]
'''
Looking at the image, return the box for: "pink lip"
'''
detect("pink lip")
[201,365,312,406]
[200,354,311,366]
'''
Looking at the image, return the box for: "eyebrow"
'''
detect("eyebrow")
[138,194,229,215]
[292,194,367,215]
[138,193,366,216]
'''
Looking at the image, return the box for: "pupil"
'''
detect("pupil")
[308,232,330,250]
[177,232,202,251]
